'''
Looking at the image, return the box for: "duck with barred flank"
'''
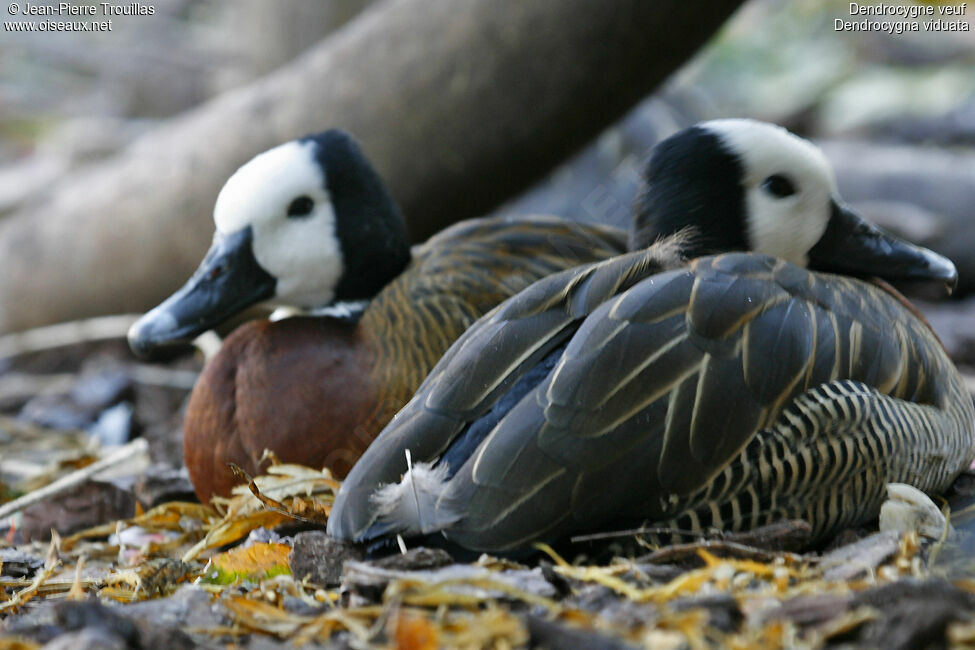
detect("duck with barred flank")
[328,119,974,553]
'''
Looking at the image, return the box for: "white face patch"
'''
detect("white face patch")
[213,140,344,308]
[703,119,838,267]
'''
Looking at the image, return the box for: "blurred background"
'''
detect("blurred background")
[1,0,974,533]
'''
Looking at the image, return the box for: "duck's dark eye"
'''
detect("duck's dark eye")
[761,174,797,198]
[287,195,315,218]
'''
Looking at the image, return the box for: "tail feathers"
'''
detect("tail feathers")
[368,461,460,538]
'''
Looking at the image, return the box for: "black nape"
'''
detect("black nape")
[304,130,412,301]
[630,126,748,256]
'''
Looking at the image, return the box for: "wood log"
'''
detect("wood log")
[0,0,742,333]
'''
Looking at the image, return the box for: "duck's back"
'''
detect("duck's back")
[362,215,629,405]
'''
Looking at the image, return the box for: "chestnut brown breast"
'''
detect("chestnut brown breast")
[184,317,382,502]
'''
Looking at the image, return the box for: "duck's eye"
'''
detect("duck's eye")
[287,195,315,218]
[761,174,797,199]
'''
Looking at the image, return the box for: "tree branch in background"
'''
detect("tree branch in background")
[0,0,743,333]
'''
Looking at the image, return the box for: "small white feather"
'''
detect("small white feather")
[371,460,458,536]
[269,300,367,321]
[879,482,951,542]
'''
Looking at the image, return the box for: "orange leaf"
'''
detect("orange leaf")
[204,542,292,584]
[395,614,439,650]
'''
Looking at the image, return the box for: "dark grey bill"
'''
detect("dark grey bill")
[127,227,276,359]
[808,202,958,292]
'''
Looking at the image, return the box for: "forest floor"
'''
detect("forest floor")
[0,327,974,649]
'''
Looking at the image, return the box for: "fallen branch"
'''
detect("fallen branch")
[0,438,149,521]
[0,372,76,403]
[639,539,809,567]
[127,364,199,390]
[0,314,138,360]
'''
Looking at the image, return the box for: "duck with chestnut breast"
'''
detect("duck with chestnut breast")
[328,119,974,553]
[127,130,628,503]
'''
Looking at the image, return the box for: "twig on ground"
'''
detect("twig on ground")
[0,314,140,359]
[0,438,149,520]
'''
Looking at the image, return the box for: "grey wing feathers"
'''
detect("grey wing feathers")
[436,254,962,551]
[327,242,685,540]
[331,250,966,551]
[425,246,681,414]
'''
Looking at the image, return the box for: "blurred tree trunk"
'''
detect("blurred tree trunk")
[0,0,743,334]
[221,0,376,80]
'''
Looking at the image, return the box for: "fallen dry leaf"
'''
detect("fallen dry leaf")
[203,542,292,585]
[394,612,439,650]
